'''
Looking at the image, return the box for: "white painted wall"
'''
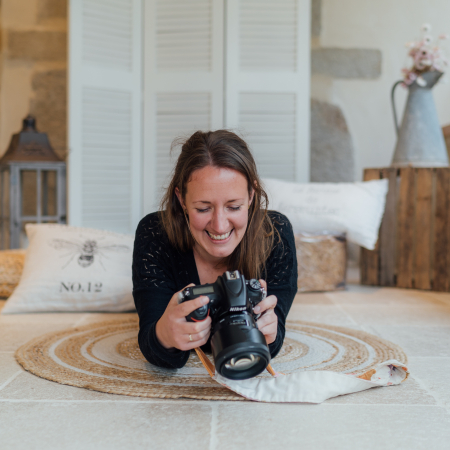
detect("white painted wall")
[317,0,450,180]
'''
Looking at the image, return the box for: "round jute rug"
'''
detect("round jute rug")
[15,317,407,401]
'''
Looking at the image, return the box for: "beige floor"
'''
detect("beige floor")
[1,282,450,450]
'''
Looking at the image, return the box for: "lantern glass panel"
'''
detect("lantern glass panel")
[1,170,10,249]
[41,170,57,216]
[21,170,37,216]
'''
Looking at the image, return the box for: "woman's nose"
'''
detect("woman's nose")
[210,209,229,233]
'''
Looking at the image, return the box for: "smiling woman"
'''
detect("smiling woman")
[132,130,298,370]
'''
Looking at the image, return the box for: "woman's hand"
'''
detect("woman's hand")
[155,284,212,351]
[253,279,278,345]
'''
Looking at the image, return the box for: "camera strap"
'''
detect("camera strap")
[194,348,216,378]
[194,348,277,378]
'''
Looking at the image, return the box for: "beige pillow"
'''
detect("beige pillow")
[2,224,134,314]
[0,249,26,298]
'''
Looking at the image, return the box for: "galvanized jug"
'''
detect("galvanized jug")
[391,71,449,167]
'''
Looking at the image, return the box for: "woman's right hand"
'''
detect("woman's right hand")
[155,284,212,351]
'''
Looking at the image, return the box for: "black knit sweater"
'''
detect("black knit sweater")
[132,211,298,369]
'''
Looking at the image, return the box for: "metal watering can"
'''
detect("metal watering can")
[391,70,449,167]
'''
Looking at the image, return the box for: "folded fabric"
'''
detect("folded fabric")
[214,360,409,403]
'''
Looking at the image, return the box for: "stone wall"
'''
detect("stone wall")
[315,0,450,181]
[310,0,383,182]
[0,0,67,159]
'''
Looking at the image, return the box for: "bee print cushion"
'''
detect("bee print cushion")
[1,224,135,313]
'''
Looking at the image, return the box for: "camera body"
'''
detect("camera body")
[178,270,271,380]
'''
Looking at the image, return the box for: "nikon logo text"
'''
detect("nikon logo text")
[230,307,245,311]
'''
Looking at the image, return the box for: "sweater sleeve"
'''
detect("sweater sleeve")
[132,214,190,369]
[264,212,298,358]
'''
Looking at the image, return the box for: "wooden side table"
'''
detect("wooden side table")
[360,167,450,291]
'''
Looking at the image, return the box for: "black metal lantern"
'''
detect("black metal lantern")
[0,115,66,249]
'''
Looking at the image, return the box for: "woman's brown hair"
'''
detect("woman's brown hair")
[159,130,275,280]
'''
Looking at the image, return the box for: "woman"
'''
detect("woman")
[132,130,297,369]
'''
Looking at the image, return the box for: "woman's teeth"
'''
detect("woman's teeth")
[207,230,232,240]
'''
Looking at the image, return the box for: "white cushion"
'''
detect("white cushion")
[263,178,388,250]
[2,224,135,314]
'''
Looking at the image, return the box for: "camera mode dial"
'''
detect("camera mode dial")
[248,279,261,291]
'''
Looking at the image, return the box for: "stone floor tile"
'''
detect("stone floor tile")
[0,370,161,402]
[369,326,450,357]
[0,402,212,450]
[215,404,450,450]
[426,291,450,307]
[292,292,334,305]
[0,321,79,352]
[338,304,450,327]
[327,287,450,307]
[0,353,23,387]
[0,312,86,325]
[344,284,382,294]
[407,357,450,409]
[326,375,436,405]
[287,303,356,325]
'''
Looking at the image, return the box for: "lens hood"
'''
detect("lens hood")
[211,317,270,380]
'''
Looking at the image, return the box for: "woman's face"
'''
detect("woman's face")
[176,166,253,263]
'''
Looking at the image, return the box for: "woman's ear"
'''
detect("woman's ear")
[175,187,186,210]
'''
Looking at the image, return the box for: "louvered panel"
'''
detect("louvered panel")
[156,0,212,71]
[82,0,133,70]
[239,0,297,72]
[155,93,211,199]
[240,93,296,180]
[81,88,132,232]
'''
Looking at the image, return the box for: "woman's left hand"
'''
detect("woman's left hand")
[253,279,278,345]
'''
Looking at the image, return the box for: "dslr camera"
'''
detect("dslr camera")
[178,270,271,380]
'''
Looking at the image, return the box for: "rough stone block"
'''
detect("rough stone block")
[310,99,355,182]
[29,69,67,159]
[311,48,382,79]
[8,31,67,61]
[311,0,321,38]
[38,0,67,20]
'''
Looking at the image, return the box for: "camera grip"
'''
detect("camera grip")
[186,305,210,322]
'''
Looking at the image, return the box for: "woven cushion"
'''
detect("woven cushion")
[295,232,347,292]
[0,249,26,298]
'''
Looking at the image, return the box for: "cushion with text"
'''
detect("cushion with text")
[2,224,135,314]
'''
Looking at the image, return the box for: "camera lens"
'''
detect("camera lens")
[211,314,270,380]
[224,354,261,371]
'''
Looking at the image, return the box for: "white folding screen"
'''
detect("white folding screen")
[69,0,310,221]
[226,0,310,182]
[143,0,224,213]
[68,0,142,233]
[143,0,310,211]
